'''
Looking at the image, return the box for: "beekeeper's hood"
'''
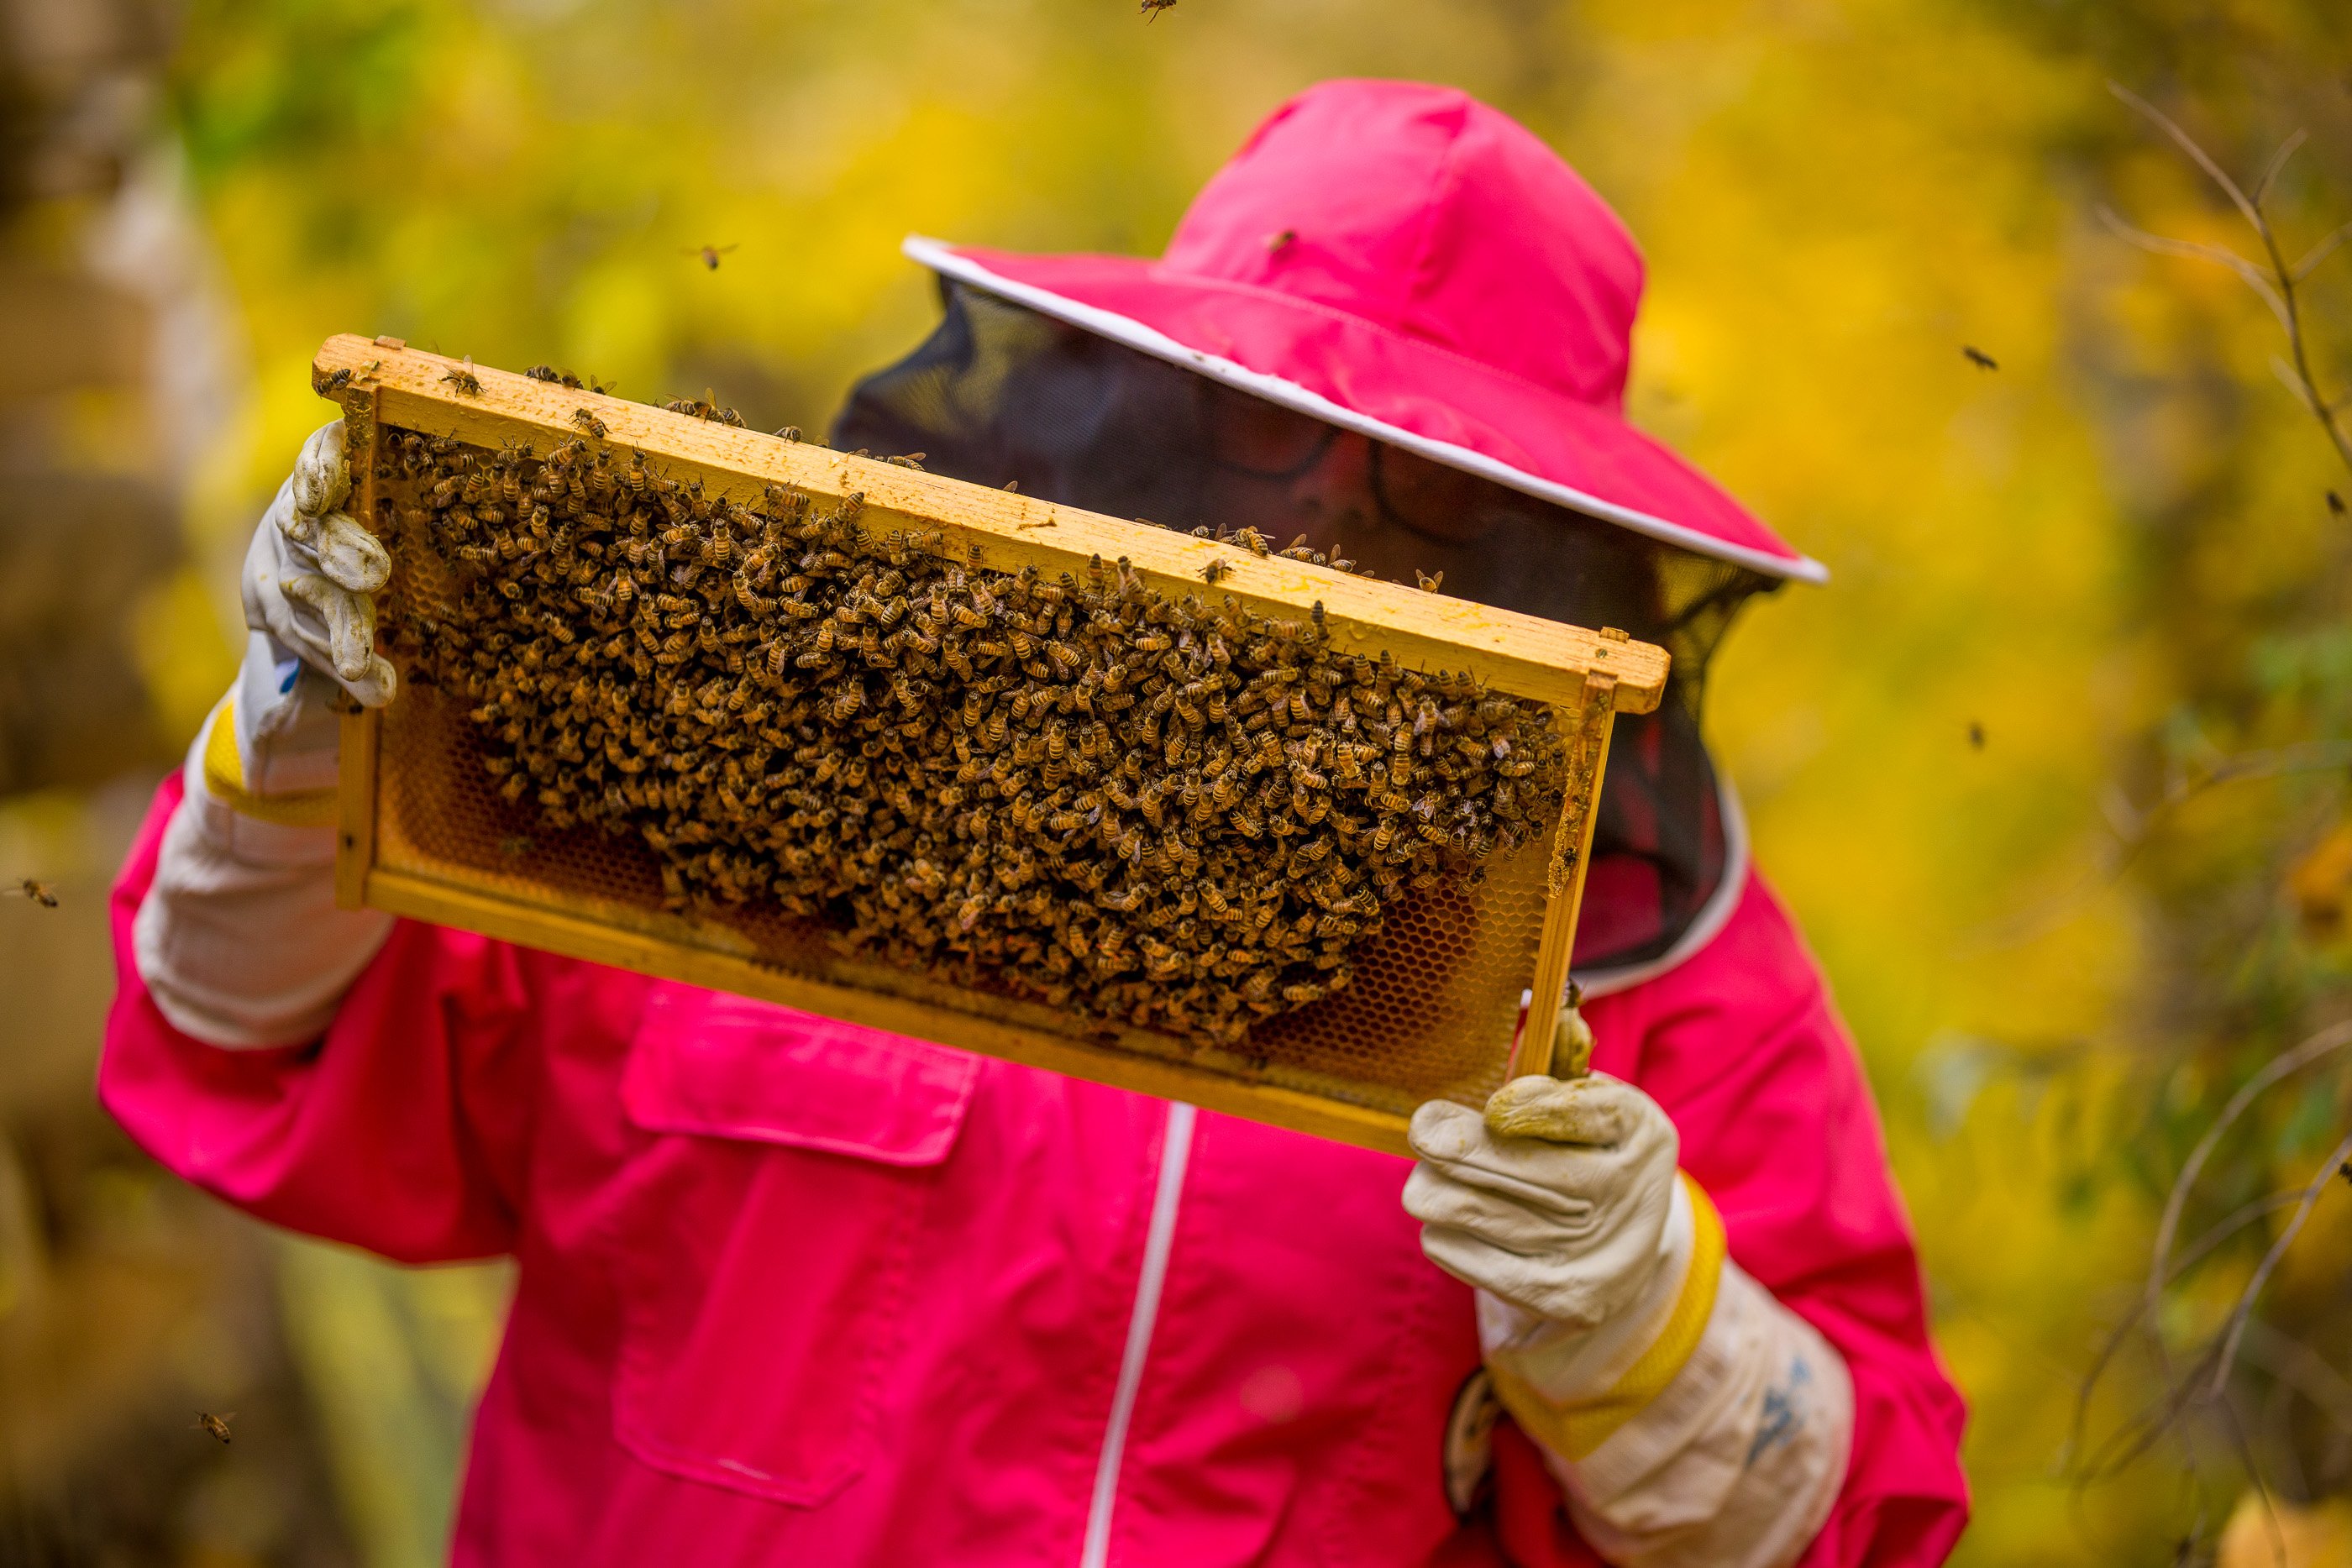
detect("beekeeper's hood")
[836,78,1818,989]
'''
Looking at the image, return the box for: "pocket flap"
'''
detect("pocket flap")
[622,984,978,1167]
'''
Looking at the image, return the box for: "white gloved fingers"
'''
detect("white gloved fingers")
[1405,1140,1617,1228]
[269,475,319,547]
[246,516,331,665]
[1410,1088,1674,1213]
[1407,1073,1685,1329]
[1403,1162,1599,1240]
[1486,1074,1650,1148]
[291,419,351,517]
[341,649,397,709]
[312,511,391,593]
[246,439,396,710]
[1416,1223,1560,1294]
[1407,1098,1489,1162]
[284,571,395,705]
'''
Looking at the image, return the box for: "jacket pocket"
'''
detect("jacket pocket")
[606,984,978,1506]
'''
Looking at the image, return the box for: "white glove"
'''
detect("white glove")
[1407,1073,1681,1328]
[1405,1072,1853,1568]
[134,422,396,1048]
[242,419,396,709]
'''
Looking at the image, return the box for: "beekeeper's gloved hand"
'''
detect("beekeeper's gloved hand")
[1404,1047,1853,1568]
[244,418,396,707]
[134,420,396,1049]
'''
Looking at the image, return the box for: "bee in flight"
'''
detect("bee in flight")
[193,1413,234,1444]
[1140,0,1177,18]
[1961,345,1998,371]
[685,244,740,270]
[16,878,56,908]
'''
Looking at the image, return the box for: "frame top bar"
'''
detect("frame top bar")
[318,333,1666,713]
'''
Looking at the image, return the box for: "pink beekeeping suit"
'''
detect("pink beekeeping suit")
[102,773,1966,1565]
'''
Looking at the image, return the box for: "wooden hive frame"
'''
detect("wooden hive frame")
[316,333,1668,1155]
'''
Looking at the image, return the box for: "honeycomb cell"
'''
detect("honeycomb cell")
[365,423,1600,1118]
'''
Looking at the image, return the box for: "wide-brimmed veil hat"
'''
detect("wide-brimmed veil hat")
[900,77,1824,585]
[839,77,1804,985]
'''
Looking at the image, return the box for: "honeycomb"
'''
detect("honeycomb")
[361,416,1597,1116]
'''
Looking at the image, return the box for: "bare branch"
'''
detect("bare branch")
[2292,220,2352,283]
[2239,1320,2352,1434]
[2208,1127,2352,1400]
[2073,1189,2307,1459]
[2109,81,2265,230]
[2273,355,2321,414]
[2145,1023,2352,1339]
[2097,206,2292,333]
[2254,130,2307,212]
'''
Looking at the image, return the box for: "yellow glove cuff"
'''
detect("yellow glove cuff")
[1488,1172,1727,1461]
[202,699,341,828]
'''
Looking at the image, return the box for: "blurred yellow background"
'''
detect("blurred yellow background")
[3,0,2349,1563]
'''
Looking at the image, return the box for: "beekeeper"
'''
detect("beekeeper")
[105,80,1966,1567]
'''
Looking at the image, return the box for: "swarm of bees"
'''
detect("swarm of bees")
[376,428,1567,1047]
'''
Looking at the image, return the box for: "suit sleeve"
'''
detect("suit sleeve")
[101,776,543,1264]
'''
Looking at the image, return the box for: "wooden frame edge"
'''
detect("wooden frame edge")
[313,333,1667,716]
[1511,669,1619,1079]
[361,866,1415,1157]
[336,706,381,911]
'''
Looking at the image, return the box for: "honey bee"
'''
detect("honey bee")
[1199,558,1232,585]
[1140,0,1176,18]
[16,878,57,908]
[193,1413,235,1444]
[440,359,485,396]
[391,411,1567,1050]
[572,408,609,438]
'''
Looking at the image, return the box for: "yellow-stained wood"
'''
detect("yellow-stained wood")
[312,333,1666,716]
[320,332,1671,1148]
[363,865,1417,1156]
[335,706,380,912]
[1512,669,1619,1080]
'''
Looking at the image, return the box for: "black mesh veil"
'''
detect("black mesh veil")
[833,281,1778,974]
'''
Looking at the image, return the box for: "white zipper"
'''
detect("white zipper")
[1079,1100,1197,1568]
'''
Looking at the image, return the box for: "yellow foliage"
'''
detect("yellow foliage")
[149,0,2352,1560]
[2219,1493,2352,1568]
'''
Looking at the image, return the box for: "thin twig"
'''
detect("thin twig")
[2108,81,2352,475]
[2254,129,2308,212]
[1966,742,2352,955]
[2096,206,2289,332]
[2146,1023,2352,1315]
[2207,1126,2352,1400]
[2239,1319,2352,1434]
[2074,1187,2308,1443]
[2292,221,2352,283]
[2109,82,2265,227]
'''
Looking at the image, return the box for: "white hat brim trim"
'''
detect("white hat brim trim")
[904,235,1830,585]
